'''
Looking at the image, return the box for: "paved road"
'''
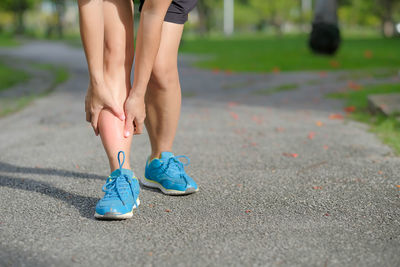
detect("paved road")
[0,42,399,267]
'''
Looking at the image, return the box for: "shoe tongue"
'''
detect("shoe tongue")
[110,168,134,178]
[160,152,174,160]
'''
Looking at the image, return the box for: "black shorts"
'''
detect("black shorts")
[139,0,198,24]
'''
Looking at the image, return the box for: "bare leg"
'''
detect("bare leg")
[144,22,184,159]
[98,0,134,171]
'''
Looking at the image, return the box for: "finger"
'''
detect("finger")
[108,103,125,121]
[124,116,134,138]
[91,111,99,136]
[134,119,143,135]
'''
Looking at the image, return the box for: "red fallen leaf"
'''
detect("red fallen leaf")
[212,68,220,74]
[324,213,330,216]
[236,184,242,187]
[251,115,263,125]
[344,106,356,113]
[364,50,373,59]
[319,71,327,78]
[148,252,153,256]
[164,209,171,212]
[379,104,388,110]
[283,152,298,158]
[228,101,239,108]
[234,128,246,135]
[225,70,233,75]
[308,132,316,140]
[378,171,383,175]
[149,204,154,208]
[347,81,362,90]
[275,127,285,132]
[245,210,251,214]
[323,145,329,150]
[329,113,344,120]
[313,186,323,190]
[230,111,239,120]
[329,60,340,68]
[272,66,280,74]
[315,121,323,127]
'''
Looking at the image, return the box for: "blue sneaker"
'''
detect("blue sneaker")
[142,152,199,195]
[94,151,140,219]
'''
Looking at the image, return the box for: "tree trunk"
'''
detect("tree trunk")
[54,0,66,38]
[381,0,394,37]
[15,10,25,34]
[196,1,211,36]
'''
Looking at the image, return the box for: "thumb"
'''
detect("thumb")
[124,115,134,138]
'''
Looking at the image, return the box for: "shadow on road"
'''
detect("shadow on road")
[0,161,104,180]
[0,174,98,220]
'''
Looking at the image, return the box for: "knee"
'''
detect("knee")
[150,61,178,90]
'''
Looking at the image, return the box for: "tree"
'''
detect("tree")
[0,0,38,34]
[248,0,298,35]
[376,0,400,37]
[48,0,67,38]
[338,0,400,37]
[196,0,221,35]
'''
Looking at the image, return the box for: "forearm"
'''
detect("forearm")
[130,0,172,97]
[78,0,104,85]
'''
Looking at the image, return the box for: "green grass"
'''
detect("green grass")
[0,63,69,117]
[0,61,30,92]
[254,83,298,95]
[33,63,69,88]
[328,83,400,154]
[180,35,400,73]
[0,33,19,47]
[182,91,196,98]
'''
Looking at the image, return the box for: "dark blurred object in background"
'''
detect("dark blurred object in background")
[309,0,341,55]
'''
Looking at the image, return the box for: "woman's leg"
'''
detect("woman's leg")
[144,22,184,159]
[98,0,134,171]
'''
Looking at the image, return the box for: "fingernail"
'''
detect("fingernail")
[121,114,126,120]
[125,131,130,137]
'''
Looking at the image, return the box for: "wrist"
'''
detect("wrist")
[89,74,104,87]
[129,87,146,99]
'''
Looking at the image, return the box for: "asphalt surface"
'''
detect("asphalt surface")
[0,41,399,267]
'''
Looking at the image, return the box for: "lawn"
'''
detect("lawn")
[0,62,68,117]
[0,33,19,47]
[0,61,30,92]
[180,35,400,73]
[328,83,400,154]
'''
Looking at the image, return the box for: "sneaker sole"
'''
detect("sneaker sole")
[94,198,140,220]
[140,177,199,196]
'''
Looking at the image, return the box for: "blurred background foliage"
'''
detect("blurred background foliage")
[0,0,399,39]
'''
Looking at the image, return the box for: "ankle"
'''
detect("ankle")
[109,161,131,172]
[150,150,172,160]
[150,152,161,160]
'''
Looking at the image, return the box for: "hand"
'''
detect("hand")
[85,82,125,135]
[124,93,146,137]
